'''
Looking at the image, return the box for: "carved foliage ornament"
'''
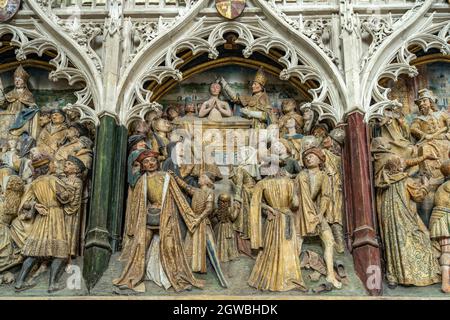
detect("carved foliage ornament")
[264,0,338,65]
[33,0,104,72]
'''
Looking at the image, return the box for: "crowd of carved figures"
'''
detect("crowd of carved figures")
[0,65,93,292]
[0,64,448,295]
[115,67,350,293]
[371,88,450,293]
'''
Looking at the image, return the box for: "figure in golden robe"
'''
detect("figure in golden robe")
[0,140,21,191]
[295,147,342,288]
[376,105,415,158]
[311,123,329,146]
[282,118,303,161]
[410,89,450,226]
[14,157,71,293]
[0,66,35,113]
[113,150,205,292]
[198,82,233,121]
[0,175,24,271]
[36,109,68,157]
[321,128,345,253]
[278,99,304,136]
[54,123,88,174]
[248,173,306,292]
[213,194,239,263]
[220,67,275,128]
[430,160,450,293]
[229,147,260,258]
[171,171,228,287]
[375,153,440,288]
[59,156,84,258]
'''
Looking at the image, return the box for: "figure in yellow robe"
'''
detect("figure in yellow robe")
[113,150,205,292]
[376,154,440,287]
[248,175,306,292]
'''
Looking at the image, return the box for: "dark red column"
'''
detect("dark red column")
[342,111,382,296]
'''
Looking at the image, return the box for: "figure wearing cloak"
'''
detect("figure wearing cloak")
[376,154,440,287]
[0,66,39,138]
[248,176,306,292]
[113,150,205,292]
[171,171,228,287]
[219,67,276,129]
[214,194,240,263]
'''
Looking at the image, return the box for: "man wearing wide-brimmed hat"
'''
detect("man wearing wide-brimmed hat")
[219,67,276,128]
[411,89,449,145]
[14,152,71,293]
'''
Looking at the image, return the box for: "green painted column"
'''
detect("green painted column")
[83,114,116,291]
[108,124,128,253]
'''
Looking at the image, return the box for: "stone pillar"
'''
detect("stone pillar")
[83,114,116,291]
[108,125,128,253]
[343,111,382,296]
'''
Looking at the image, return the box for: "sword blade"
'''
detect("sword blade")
[205,226,229,288]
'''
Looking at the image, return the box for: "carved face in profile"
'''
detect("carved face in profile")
[141,156,159,172]
[418,98,432,115]
[39,113,51,127]
[304,152,322,169]
[51,112,65,125]
[251,81,263,94]
[210,83,221,96]
[155,118,172,133]
[14,76,25,89]
[145,110,159,125]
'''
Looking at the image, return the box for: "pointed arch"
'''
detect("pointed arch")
[118,10,348,126]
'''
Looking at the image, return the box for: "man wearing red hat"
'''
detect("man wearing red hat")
[114,149,206,292]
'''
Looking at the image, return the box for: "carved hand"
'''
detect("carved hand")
[35,203,49,216]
